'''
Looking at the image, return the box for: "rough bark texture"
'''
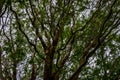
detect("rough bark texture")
[44,46,55,80]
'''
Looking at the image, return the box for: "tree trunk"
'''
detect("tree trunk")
[44,54,54,80]
[53,72,59,80]
[44,47,55,80]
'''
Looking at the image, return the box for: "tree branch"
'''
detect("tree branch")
[10,5,45,60]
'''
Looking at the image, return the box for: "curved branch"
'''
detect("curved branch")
[10,5,45,60]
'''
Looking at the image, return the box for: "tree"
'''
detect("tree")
[0,0,120,80]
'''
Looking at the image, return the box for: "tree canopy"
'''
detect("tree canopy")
[0,0,120,80]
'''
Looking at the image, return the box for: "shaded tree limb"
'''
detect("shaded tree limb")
[10,4,45,60]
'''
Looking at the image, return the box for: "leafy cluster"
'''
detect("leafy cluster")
[0,0,120,80]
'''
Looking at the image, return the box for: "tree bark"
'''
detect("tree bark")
[30,63,36,80]
[44,46,55,80]
[44,56,53,80]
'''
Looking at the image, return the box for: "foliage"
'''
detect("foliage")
[0,0,120,80]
